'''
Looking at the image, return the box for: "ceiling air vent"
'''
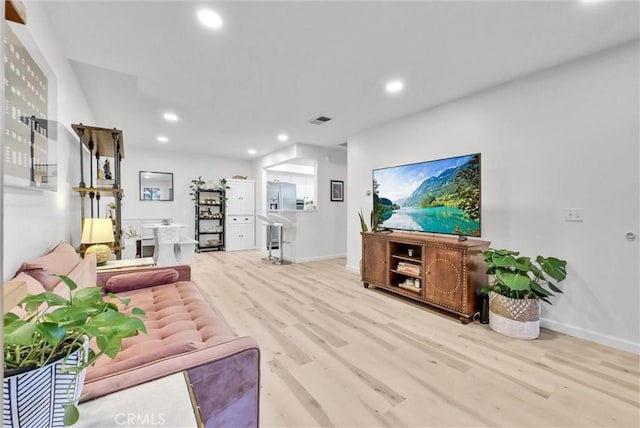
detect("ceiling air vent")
[309,115,332,125]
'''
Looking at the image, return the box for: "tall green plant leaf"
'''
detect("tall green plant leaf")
[495,271,531,291]
[35,323,67,347]
[97,335,123,359]
[4,312,20,324]
[45,307,99,326]
[546,281,563,294]
[132,307,146,317]
[71,287,104,306]
[4,321,36,345]
[20,292,70,313]
[358,210,369,232]
[537,256,567,282]
[513,256,533,273]
[490,254,518,268]
[58,275,78,291]
[530,282,552,297]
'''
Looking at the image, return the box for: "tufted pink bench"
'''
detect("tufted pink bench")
[12,243,260,428]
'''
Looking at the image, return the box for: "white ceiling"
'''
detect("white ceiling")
[38,1,639,160]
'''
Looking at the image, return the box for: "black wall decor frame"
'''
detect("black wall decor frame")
[330,180,344,202]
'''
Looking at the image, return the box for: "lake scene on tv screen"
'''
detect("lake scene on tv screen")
[373,153,480,237]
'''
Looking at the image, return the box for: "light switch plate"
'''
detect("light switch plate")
[565,208,584,222]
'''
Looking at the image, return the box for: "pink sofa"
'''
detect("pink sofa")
[12,243,260,428]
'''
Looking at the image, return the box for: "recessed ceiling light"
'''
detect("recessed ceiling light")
[385,80,404,94]
[248,149,257,155]
[197,9,223,29]
[163,112,179,122]
[157,136,169,143]
[277,134,288,142]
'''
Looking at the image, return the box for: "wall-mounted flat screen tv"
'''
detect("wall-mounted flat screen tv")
[372,153,481,237]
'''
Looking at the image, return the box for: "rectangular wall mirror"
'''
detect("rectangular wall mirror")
[139,171,173,201]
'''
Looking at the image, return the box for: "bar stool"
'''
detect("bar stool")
[267,213,296,265]
[257,214,276,261]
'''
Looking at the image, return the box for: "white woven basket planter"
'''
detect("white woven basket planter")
[488,291,541,340]
[3,344,87,428]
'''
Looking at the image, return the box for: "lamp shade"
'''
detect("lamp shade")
[81,218,114,244]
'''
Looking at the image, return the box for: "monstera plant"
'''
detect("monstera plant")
[480,248,568,339]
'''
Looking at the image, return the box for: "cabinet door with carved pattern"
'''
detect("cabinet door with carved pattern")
[423,246,467,313]
[362,234,389,286]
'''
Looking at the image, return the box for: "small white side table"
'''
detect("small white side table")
[77,372,199,427]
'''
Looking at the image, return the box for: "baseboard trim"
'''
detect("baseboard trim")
[294,253,346,263]
[540,318,639,354]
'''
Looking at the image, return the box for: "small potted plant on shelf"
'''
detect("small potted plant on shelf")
[357,208,383,233]
[480,248,568,339]
[3,276,146,426]
[218,178,230,190]
[358,209,369,233]
[188,176,206,201]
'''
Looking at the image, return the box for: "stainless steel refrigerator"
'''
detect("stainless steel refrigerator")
[266,182,296,248]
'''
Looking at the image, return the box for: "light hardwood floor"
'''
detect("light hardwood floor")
[190,251,639,428]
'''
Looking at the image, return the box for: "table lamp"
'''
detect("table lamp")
[81,218,115,265]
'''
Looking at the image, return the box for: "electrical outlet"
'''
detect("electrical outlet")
[565,208,584,222]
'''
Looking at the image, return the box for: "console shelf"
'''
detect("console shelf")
[361,232,490,323]
[71,124,125,259]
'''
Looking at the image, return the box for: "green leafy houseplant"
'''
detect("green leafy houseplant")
[218,178,230,190]
[4,275,146,426]
[358,209,369,232]
[358,208,383,233]
[480,248,568,304]
[188,176,206,201]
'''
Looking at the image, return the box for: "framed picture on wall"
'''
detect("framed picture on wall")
[330,180,344,202]
[3,20,58,192]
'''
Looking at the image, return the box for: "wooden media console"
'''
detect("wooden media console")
[361,232,490,323]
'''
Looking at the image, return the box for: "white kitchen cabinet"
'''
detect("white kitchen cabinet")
[226,179,255,215]
[225,179,255,251]
[226,216,255,251]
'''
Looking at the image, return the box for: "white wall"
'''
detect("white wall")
[120,148,252,239]
[347,41,639,353]
[2,4,96,279]
[253,143,348,261]
[1,6,5,281]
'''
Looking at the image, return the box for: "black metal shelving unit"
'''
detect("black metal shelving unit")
[195,189,225,252]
